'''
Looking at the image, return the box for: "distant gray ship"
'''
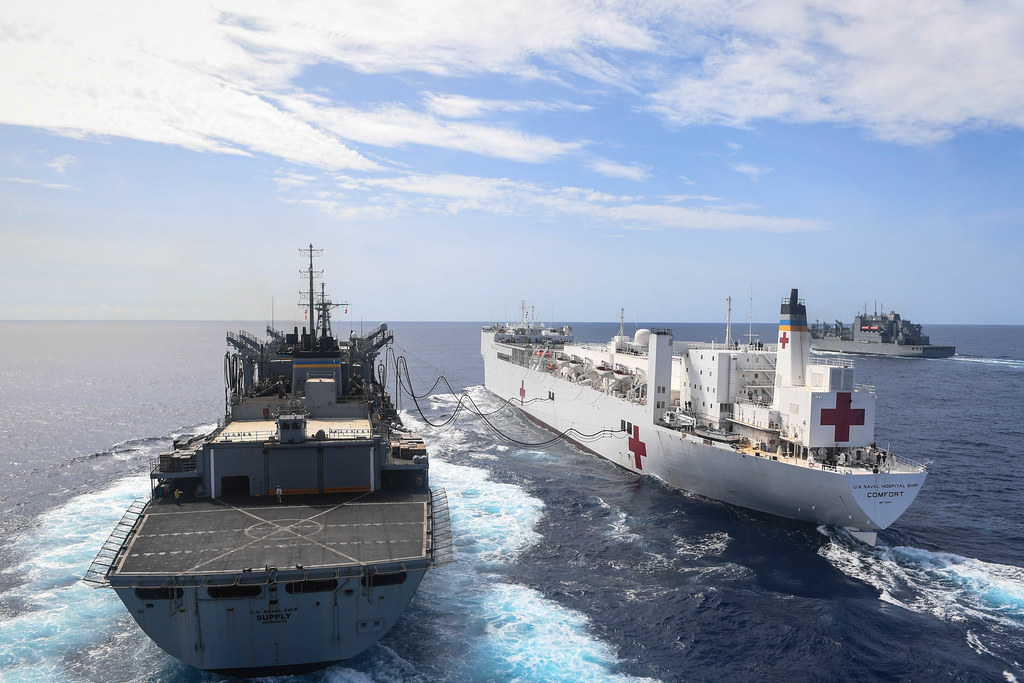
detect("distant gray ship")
[810,308,954,358]
[84,245,453,675]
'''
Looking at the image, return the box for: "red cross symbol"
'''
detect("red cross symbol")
[779,331,789,349]
[520,380,526,406]
[628,425,647,469]
[820,392,865,442]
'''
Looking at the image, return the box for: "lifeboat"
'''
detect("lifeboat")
[612,370,633,384]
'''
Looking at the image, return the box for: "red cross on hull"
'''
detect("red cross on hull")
[820,392,865,442]
[628,425,647,469]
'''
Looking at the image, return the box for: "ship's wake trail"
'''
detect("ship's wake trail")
[952,356,1024,371]
[0,475,166,682]
[819,529,1024,680]
[387,410,656,682]
[0,417,653,682]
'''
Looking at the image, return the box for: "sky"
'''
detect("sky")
[2,1,1023,324]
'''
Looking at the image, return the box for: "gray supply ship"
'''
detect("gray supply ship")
[810,307,954,358]
[84,245,453,675]
[482,290,927,545]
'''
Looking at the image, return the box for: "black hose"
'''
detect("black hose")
[390,353,621,448]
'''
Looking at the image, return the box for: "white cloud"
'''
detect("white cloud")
[1,176,77,190]
[45,154,76,174]
[3,0,1022,184]
[0,3,378,170]
[302,171,823,232]
[587,159,649,181]
[273,171,318,188]
[0,1,642,170]
[664,194,723,203]
[647,1,1024,144]
[422,93,592,119]
[273,95,583,163]
[731,163,772,181]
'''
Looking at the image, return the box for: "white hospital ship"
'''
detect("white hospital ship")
[481,289,926,544]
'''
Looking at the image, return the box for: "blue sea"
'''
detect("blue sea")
[1,320,1022,682]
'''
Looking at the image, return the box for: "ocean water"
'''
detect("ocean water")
[0,320,1021,682]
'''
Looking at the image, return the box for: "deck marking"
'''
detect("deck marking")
[181,500,361,572]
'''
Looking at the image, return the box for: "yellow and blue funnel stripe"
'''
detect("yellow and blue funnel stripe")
[779,288,808,330]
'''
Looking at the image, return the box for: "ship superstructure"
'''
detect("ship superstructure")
[482,290,926,544]
[85,246,453,675]
[810,307,954,358]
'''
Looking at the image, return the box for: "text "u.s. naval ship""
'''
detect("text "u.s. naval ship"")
[482,289,926,544]
[85,245,453,675]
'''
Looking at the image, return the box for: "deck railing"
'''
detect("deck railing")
[428,487,455,567]
[83,500,147,588]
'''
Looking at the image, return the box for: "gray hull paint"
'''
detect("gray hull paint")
[114,573,426,672]
[86,247,453,674]
[811,338,955,358]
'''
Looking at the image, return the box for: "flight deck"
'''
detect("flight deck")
[113,491,430,577]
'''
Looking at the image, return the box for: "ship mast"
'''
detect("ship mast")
[744,287,758,346]
[299,244,323,349]
[725,296,733,347]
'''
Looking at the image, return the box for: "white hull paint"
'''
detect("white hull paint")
[485,361,922,531]
[482,291,927,541]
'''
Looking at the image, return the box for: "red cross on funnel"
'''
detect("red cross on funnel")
[779,331,789,349]
[820,392,865,442]
[628,425,647,469]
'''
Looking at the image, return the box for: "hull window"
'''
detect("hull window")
[134,587,183,600]
[284,579,339,594]
[361,572,407,588]
[207,585,262,599]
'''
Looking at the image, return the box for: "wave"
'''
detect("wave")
[0,410,655,682]
[0,476,162,682]
[819,529,1024,679]
[385,411,656,682]
[953,356,1024,370]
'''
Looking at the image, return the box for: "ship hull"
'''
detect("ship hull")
[112,571,426,673]
[485,358,925,532]
[84,248,453,675]
[810,338,955,358]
